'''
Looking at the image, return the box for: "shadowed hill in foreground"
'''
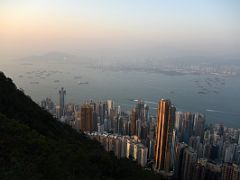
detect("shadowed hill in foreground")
[0,72,161,180]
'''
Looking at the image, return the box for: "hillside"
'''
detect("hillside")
[0,72,160,180]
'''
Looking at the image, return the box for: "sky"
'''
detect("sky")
[0,0,240,60]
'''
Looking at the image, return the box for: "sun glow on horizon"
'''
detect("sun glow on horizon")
[0,0,239,59]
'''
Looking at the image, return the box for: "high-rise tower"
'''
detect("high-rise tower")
[130,108,137,136]
[59,87,66,117]
[80,104,93,132]
[155,99,176,177]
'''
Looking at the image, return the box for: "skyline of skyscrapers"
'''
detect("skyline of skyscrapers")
[40,88,240,180]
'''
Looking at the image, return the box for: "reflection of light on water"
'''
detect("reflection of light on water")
[128,99,158,104]
[206,109,240,116]
[145,101,158,105]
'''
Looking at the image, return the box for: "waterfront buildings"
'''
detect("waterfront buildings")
[40,91,240,180]
[58,87,66,118]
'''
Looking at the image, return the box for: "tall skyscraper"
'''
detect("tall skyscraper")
[136,99,145,121]
[232,164,240,180]
[80,104,93,132]
[192,159,221,180]
[59,87,66,117]
[155,99,176,177]
[176,142,188,180]
[193,113,205,141]
[221,163,240,180]
[107,99,113,115]
[130,108,137,136]
[181,147,197,180]
[182,112,194,144]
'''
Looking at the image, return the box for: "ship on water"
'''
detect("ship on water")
[78,82,89,85]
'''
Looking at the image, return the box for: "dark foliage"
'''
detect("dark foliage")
[0,72,161,180]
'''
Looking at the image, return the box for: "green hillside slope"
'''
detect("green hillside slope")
[0,72,160,180]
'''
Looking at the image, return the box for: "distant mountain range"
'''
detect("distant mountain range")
[19,51,240,66]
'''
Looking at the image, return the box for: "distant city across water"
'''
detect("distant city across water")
[1,55,240,128]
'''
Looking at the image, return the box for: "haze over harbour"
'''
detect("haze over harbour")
[1,52,240,128]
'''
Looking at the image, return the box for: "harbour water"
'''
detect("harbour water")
[1,57,240,128]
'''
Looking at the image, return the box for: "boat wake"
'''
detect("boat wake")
[206,109,240,116]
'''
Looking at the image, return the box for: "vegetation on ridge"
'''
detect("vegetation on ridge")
[0,72,161,180]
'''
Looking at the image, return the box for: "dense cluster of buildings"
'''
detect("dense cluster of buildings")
[87,134,148,167]
[40,87,240,180]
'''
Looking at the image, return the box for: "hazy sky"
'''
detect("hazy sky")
[0,0,239,59]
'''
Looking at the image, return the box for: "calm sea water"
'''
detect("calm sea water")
[1,59,240,128]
